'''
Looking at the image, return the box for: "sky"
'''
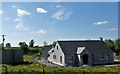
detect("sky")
[1,0,120,2]
[0,2,118,47]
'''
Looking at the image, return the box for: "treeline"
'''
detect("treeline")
[17,40,49,54]
[104,39,120,55]
[1,39,49,54]
[1,38,120,55]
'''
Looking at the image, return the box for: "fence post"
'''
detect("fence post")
[54,70,56,74]
[83,71,85,74]
[19,70,20,74]
[43,69,44,74]
[6,66,7,74]
[2,66,7,74]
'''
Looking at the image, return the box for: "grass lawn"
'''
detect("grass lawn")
[114,56,120,60]
[1,54,120,74]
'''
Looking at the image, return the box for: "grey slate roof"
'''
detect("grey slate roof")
[57,40,113,55]
[42,45,52,60]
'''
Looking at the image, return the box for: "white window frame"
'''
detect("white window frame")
[100,55,104,61]
[53,55,56,59]
[60,56,62,63]
[106,54,109,61]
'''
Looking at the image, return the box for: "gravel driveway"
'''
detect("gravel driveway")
[35,57,60,67]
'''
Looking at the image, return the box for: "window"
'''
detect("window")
[48,54,50,57]
[100,55,104,61]
[70,56,73,60]
[57,46,58,50]
[52,50,54,52]
[70,56,73,63]
[53,55,56,59]
[60,56,62,63]
[106,54,109,61]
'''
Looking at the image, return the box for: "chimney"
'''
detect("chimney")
[100,37,104,42]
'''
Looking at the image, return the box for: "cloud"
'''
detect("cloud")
[56,5,61,8]
[94,21,108,25]
[105,28,118,31]
[17,9,31,17]
[37,8,47,13]
[0,10,3,15]
[32,29,47,35]
[15,23,24,30]
[15,23,29,31]
[12,5,16,8]
[14,18,22,22]
[14,18,29,31]
[51,9,72,21]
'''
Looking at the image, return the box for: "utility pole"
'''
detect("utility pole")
[2,35,6,50]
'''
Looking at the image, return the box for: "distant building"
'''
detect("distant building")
[47,40,114,66]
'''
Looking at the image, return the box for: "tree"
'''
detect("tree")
[19,42,28,53]
[104,39,115,51]
[6,43,11,47]
[114,39,120,53]
[29,39,35,47]
[52,41,57,48]
[34,45,39,48]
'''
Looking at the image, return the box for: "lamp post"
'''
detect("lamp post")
[2,35,6,50]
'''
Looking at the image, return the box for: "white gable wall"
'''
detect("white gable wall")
[48,42,65,66]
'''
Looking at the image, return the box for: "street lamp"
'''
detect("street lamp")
[2,35,6,50]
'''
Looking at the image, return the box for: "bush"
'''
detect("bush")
[4,47,22,50]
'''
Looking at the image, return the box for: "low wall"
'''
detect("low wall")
[0,49,23,64]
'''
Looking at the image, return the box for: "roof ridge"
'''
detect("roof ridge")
[57,40,101,42]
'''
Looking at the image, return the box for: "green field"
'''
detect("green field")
[1,54,120,74]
